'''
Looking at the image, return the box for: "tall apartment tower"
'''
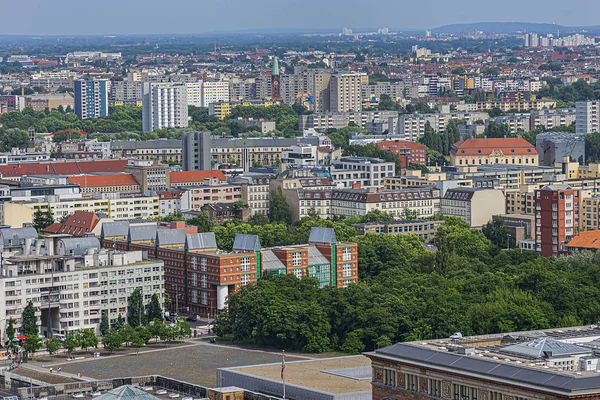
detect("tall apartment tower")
[74,78,109,119]
[271,57,281,100]
[182,131,212,171]
[535,185,580,257]
[329,73,365,112]
[576,100,600,134]
[142,82,189,132]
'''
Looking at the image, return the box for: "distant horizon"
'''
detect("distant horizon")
[2,0,600,36]
[0,21,597,39]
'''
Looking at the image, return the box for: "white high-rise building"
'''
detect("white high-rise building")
[576,101,600,134]
[201,81,229,107]
[329,73,366,113]
[142,82,189,132]
[186,81,203,107]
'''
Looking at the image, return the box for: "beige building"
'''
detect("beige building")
[505,185,542,215]
[0,195,159,227]
[180,182,243,211]
[440,187,506,227]
[581,196,600,231]
[329,73,366,112]
[236,176,272,216]
[286,189,333,222]
[451,137,539,167]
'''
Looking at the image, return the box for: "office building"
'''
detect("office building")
[182,131,212,171]
[451,137,538,166]
[74,78,109,120]
[367,326,600,400]
[535,185,580,257]
[329,73,366,113]
[142,82,188,132]
[110,80,142,106]
[536,132,586,166]
[440,188,506,228]
[576,101,600,134]
[124,159,171,191]
[101,226,357,316]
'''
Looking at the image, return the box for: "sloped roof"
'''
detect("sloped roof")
[170,170,226,184]
[308,227,337,244]
[307,245,330,266]
[68,174,139,188]
[101,221,130,238]
[185,232,217,250]
[128,225,157,242]
[0,160,128,178]
[565,230,600,250]
[500,338,591,359]
[0,227,38,247]
[261,249,286,271]
[43,211,99,237]
[96,385,159,400]
[452,138,537,156]
[233,234,261,251]
[58,237,100,256]
[156,229,186,247]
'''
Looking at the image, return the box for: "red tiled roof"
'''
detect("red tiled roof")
[566,230,600,250]
[0,160,128,178]
[170,170,226,184]
[451,138,537,156]
[68,174,139,188]
[158,191,183,200]
[42,211,100,237]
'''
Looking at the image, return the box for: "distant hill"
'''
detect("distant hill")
[431,22,600,35]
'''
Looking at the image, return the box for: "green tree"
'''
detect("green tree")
[127,288,146,328]
[176,320,192,340]
[6,318,15,343]
[21,301,38,336]
[149,319,166,342]
[23,334,43,356]
[482,216,514,250]
[46,337,62,357]
[78,328,98,352]
[118,324,136,346]
[248,213,270,226]
[147,293,163,323]
[130,331,146,354]
[112,314,125,330]
[135,325,152,344]
[100,311,110,335]
[32,209,54,231]
[341,330,366,354]
[102,329,123,354]
[452,67,466,75]
[63,331,80,355]
[269,188,292,224]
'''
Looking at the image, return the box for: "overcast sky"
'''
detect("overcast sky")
[1,0,600,35]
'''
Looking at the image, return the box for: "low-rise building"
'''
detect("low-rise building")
[450,137,538,167]
[377,140,427,167]
[440,187,506,227]
[330,157,396,188]
[201,203,251,223]
[68,174,142,195]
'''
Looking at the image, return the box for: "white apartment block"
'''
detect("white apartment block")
[186,81,203,107]
[331,188,441,218]
[142,82,189,132]
[330,157,396,188]
[576,101,600,134]
[201,81,230,107]
[0,244,164,336]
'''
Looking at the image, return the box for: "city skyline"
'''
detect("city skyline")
[2,0,600,35]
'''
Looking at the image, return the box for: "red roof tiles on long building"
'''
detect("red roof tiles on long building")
[451,138,537,156]
[68,174,139,188]
[170,170,226,184]
[0,160,128,178]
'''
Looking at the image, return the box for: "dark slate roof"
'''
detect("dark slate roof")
[261,249,286,271]
[233,234,261,251]
[308,227,337,244]
[96,385,159,400]
[372,343,600,393]
[58,237,100,256]
[185,232,217,250]
[128,225,157,242]
[156,229,186,247]
[0,227,38,247]
[500,338,591,359]
[307,245,330,266]
[101,221,130,238]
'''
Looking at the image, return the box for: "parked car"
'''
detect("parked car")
[187,315,198,322]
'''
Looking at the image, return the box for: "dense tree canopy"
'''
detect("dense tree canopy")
[215,218,600,353]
